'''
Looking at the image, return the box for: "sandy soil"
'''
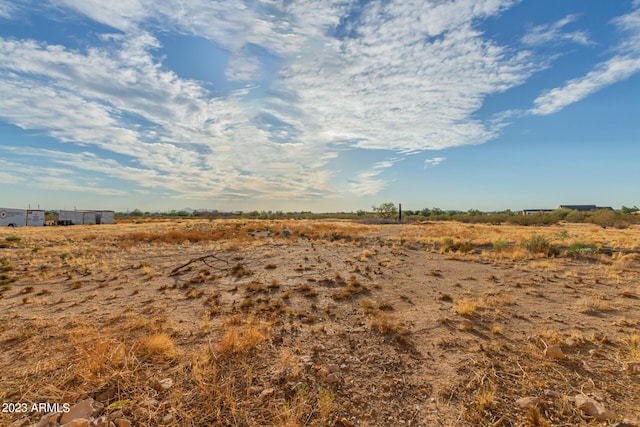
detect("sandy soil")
[1,220,639,426]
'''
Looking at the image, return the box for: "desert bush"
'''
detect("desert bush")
[441,236,454,249]
[565,210,587,223]
[493,239,508,250]
[372,202,398,219]
[521,234,558,256]
[5,235,21,242]
[566,242,598,258]
[589,209,618,228]
[458,242,474,253]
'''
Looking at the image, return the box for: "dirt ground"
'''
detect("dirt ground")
[1,220,639,426]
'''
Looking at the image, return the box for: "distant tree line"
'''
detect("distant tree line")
[114,205,639,228]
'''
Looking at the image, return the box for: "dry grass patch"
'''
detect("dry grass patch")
[576,295,617,314]
[68,326,128,377]
[484,291,514,307]
[217,317,271,355]
[453,298,479,316]
[139,333,177,360]
[627,334,640,361]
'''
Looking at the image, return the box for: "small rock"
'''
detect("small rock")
[317,367,329,379]
[9,417,31,427]
[60,419,89,427]
[326,372,340,384]
[624,361,640,374]
[259,388,275,400]
[281,229,291,237]
[89,416,110,427]
[60,399,97,424]
[327,364,340,373]
[335,417,354,426]
[131,407,149,419]
[516,396,539,409]
[95,387,117,402]
[458,319,474,331]
[574,394,615,421]
[140,397,160,408]
[37,412,61,427]
[544,344,564,360]
[153,378,174,392]
[108,410,123,420]
[113,419,132,427]
[159,414,174,425]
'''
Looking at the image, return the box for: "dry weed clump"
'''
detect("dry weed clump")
[453,298,479,316]
[368,312,414,348]
[140,333,177,360]
[331,276,369,300]
[576,295,617,314]
[627,334,640,361]
[67,326,128,377]
[217,316,271,355]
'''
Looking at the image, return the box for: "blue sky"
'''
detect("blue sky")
[0,0,639,213]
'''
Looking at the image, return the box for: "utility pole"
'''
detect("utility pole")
[398,203,402,222]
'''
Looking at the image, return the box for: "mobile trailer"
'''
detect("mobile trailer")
[58,210,115,225]
[0,208,45,227]
[95,210,115,224]
[59,210,96,225]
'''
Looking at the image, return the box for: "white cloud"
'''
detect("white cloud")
[268,0,539,154]
[0,0,16,19]
[531,55,640,115]
[347,158,401,196]
[0,35,338,199]
[0,171,24,184]
[0,0,572,200]
[0,157,128,196]
[530,7,640,116]
[521,14,591,46]
[226,56,262,82]
[424,157,447,168]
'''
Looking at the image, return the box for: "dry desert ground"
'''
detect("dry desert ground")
[1,219,639,426]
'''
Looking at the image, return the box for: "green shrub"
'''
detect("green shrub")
[492,239,508,250]
[458,242,474,253]
[5,235,21,242]
[565,210,587,223]
[442,237,454,247]
[589,209,617,228]
[521,234,558,256]
[566,242,598,258]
